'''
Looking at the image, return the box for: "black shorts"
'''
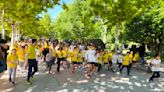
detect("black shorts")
[62,57,66,61]
[108,61,112,64]
[94,63,98,67]
[104,62,109,64]
[88,62,98,66]
[77,62,82,64]
[132,61,138,63]
[72,61,78,64]
[88,62,95,64]
[43,48,49,56]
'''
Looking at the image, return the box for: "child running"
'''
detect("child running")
[120,52,131,76]
[71,47,78,73]
[45,49,54,73]
[77,50,83,72]
[85,44,96,79]
[7,48,18,85]
[149,53,161,82]
[17,46,25,73]
[56,48,63,72]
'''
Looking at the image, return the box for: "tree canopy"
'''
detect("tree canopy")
[0,0,163,52]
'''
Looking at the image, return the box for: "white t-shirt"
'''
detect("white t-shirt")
[151,59,161,71]
[82,50,87,58]
[95,53,99,63]
[86,49,96,62]
[70,45,76,51]
[112,53,118,64]
[117,54,123,63]
[46,53,53,62]
[79,45,85,51]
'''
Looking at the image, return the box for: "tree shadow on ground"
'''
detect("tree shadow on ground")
[0,64,164,92]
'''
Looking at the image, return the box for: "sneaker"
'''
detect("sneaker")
[12,81,15,85]
[30,77,34,82]
[149,79,154,82]
[27,81,32,85]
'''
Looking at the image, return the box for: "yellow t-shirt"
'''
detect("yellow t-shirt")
[77,52,83,62]
[133,53,139,61]
[17,48,25,61]
[71,51,78,62]
[122,55,130,65]
[62,50,67,58]
[103,53,109,63]
[7,54,18,68]
[57,51,63,58]
[44,44,49,49]
[52,49,56,57]
[67,51,72,61]
[129,53,133,62]
[98,55,103,64]
[28,45,36,59]
[25,47,28,54]
[108,52,113,61]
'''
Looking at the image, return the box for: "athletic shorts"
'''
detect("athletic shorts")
[132,61,138,63]
[88,62,98,66]
[62,57,66,61]
[104,62,109,64]
[108,61,112,64]
[94,63,98,67]
[72,61,78,64]
[77,62,82,64]
[88,62,95,64]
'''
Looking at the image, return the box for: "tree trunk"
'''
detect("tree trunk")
[11,24,16,45]
[99,18,108,48]
[1,9,5,39]
[103,25,108,45]
[115,24,120,52]
[157,37,162,53]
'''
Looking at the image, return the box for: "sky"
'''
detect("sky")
[46,0,73,20]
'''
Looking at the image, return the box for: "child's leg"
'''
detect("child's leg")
[149,72,156,81]
[97,64,102,72]
[12,67,17,83]
[49,61,53,72]
[46,62,49,71]
[8,68,12,82]
[57,58,61,72]
[120,65,124,73]
[127,65,130,75]
[72,63,77,73]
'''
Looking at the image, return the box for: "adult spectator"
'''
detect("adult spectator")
[0,39,8,73]
[138,43,146,64]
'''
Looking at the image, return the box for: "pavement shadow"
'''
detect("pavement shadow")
[0,64,164,92]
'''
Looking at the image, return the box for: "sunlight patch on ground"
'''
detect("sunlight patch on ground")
[24,85,37,92]
[100,74,106,77]
[76,80,88,83]
[134,82,142,87]
[112,77,132,85]
[151,88,164,92]
[56,89,68,92]
[2,87,14,92]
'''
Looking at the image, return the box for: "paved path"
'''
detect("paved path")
[0,63,164,92]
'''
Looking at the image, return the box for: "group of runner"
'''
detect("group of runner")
[4,39,161,85]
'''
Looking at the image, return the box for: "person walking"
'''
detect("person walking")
[26,39,38,85]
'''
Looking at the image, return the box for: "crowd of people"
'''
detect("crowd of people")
[0,39,161,85]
